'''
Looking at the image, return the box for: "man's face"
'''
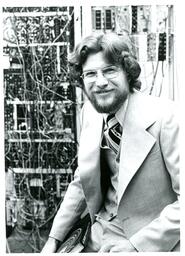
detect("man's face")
[82,51,130,113]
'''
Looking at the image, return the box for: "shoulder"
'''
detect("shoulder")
[127,92,179,129]
[131,91,178,116]
[80,100,103,128]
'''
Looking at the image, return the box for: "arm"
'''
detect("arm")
[41,237,60,253]
[41,105,88,253]
[129,102,180,251]
[41,168,87,252]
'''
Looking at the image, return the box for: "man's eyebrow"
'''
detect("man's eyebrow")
[83,65,114,72]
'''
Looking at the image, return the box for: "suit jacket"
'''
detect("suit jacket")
[49,92,180,252]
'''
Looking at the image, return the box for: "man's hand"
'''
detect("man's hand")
[41,237,59,253]
[99,239,137,252]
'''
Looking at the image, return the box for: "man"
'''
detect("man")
[42,32,180,252]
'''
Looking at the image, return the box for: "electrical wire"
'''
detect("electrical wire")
[4,7,79,253]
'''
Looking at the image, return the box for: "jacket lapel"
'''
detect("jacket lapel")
[78,93,159,215]
[117,93,157,204]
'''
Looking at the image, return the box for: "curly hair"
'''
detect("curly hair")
[69,32,141,92]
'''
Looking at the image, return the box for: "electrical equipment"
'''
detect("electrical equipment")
[4,103,14,131]
[95,10,101,30]
[4,7,76,237]
[6,198,17,229]
[91,5,172,97]
[131,6,138,33]
[3,44,72,102]
[92,7,116,32]
[105,9,112,30]
[3,13,70,45]
[115,6,130,34]
[6,141,76,169]
[158,32,166,61]
[132,34,148,62]
[11,170,72,229]
[137,6,151,33]
[4,69,24,100]
[147,33,157,61]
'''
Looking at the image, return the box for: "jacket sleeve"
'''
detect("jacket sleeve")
[49,168,87,242]
[129,102,180,251]
[48,104,87,242]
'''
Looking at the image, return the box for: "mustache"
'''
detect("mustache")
[93,89,114,93]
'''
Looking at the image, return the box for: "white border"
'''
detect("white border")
[0,0,184,255]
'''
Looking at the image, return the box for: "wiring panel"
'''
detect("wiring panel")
[4,7,76,250]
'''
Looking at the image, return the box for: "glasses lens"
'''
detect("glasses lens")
[102,66,119,79]
[82,71,97,83]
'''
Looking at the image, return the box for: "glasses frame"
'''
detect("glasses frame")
[81,65,121,84]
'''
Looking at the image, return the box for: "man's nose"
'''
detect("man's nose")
[95,71,108,87]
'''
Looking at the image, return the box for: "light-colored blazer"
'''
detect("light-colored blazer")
[49,92,180,252]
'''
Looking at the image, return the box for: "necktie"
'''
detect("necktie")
[106,114,122,155]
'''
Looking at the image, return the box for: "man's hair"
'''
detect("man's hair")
[69,32,141,92]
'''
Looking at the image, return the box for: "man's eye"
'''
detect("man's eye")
[85,71,97,77]
[103,67,116,74]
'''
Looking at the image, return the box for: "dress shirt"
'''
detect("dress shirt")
[98,97,129,220]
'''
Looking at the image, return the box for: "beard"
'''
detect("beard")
[84,89,129,113]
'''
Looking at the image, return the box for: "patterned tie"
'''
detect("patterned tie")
[106,114,122,154]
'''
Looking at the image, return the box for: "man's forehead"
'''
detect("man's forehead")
[82,51,111,71]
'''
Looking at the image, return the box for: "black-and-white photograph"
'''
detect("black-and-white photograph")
[1,0,183,253]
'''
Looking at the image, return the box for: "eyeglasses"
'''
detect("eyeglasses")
[81,65,121,84]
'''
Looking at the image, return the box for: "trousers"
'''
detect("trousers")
[83,215,135,252]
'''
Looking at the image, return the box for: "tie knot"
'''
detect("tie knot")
[106,113,115,123]
[106,114,118,129]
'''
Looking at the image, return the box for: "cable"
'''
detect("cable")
[4,7,78,253]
